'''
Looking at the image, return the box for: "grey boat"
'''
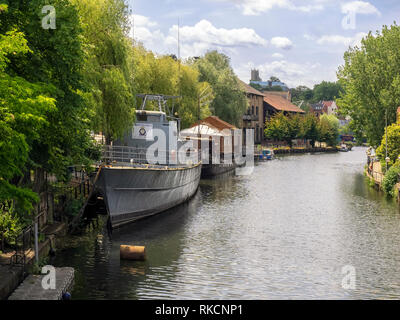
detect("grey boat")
[97,95,202,228]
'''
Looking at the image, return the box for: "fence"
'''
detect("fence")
[1,167,94,269]
[8,211,45,272]
[101,145,199,166]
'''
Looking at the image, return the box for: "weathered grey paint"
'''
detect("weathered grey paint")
[97,164,201,228]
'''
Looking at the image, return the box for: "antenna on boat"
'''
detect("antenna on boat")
[177,18,182,108]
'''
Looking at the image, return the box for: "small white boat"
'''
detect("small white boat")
[339,144,349,152]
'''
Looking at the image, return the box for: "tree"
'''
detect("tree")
[193,51,247,127]
[265,113,289,143]
[269,76,281,82]
[376,124,400,169]
[72,0,134,144]
[132,46,213,129]
[300,113,319,147]
[0,7,56,214]
[1,0,98,183]
[291,85,313,103]
[265,113,301,147]
[337,23,400,147]
[313,81,343,102]
[318,114,340,146]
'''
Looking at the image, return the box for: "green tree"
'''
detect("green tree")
[382,164,400,197]
[72,0,134,144]
[291,85,313,103]
[269,76,281,82]
[1,0,98,184]
[265,113,301,147]
[0,7,56,214]
[376,124,400,169]
[300,113,319,147]
[318,114,339,146]
[337,23,400,147]
[313,81,343,102]
[132,46,213,129]
[193,51,247,126]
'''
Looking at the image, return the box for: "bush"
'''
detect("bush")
[382,165,400,197]
[0,202,23,250]
[376,124,400,170]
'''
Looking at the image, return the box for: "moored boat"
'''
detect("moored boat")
[180,116,239,178]
[96,95,202,228]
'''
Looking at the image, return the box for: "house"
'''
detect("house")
[263,93,305,120]
[310,102,324,117]
[239,80,265,145]
[310,101,339,117]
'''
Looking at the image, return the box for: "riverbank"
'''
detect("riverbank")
[272,146,338,155]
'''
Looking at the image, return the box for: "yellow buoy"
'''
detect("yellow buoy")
[120,245,146,261]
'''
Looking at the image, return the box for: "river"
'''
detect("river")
[52,147,400,299]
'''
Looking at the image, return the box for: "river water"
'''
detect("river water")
[52,147,400,299]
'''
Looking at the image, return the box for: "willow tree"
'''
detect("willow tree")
[132,45,213,129]
[73,0,134,144]
[337,23,400,147]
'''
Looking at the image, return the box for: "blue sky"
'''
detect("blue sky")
[126,0,400,88]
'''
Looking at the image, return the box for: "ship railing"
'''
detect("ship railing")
[101,145,199,167]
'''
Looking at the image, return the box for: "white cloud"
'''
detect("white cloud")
[236,59,334,88]
[165,19,268,57]
[317,32,367,47]
[132,14,158,28]
[130,15,167,53]
[272,52,284,59]
[341,1,381,16]
[130,16,268,58]
[270,37,293,50]
[218,0,325,16]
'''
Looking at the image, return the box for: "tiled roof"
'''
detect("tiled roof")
[190,116,237,131]
[311,102,324,111]
[238,80,265,96]
[264,93,305,114]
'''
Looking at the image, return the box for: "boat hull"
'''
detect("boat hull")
[96,164,201,228]
[201,163,236,177]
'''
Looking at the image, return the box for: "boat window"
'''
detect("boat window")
[136,114,161,122]
[147,115,160,122]
[137,114,147,122]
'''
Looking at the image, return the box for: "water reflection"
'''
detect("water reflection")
[53,147,400,299]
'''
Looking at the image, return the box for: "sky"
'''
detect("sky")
[126,0,400,88]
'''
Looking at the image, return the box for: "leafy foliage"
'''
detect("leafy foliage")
[313,81,343,102]
[1,0,98,181]
[337,23,400,147]
[318,114,340,147]
[376,124,400,169]
[193,51,247,127]
[265,113,339,147]
[0,202,22,250]
[382,164,400,197]
[72,0,134,144]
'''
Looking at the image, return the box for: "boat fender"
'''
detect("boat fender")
[120,245,146,261]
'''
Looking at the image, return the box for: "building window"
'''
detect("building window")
[256,106,259,116]
[252,106,254,115]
